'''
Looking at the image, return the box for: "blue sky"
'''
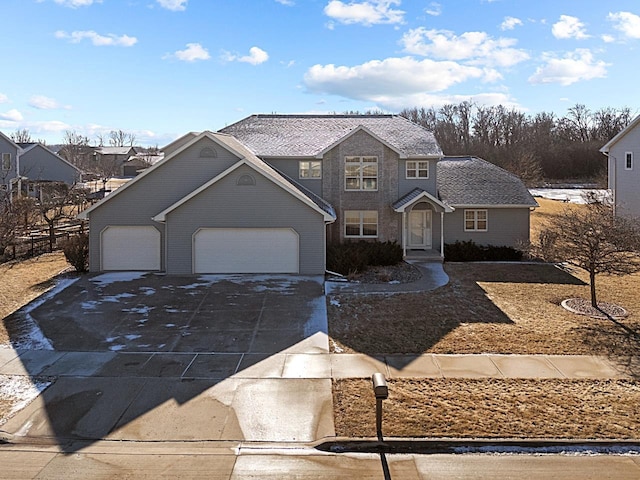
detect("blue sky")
[1,0,639,146]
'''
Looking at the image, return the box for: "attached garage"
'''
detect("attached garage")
[101,226,161,271]
[193,228,299,274]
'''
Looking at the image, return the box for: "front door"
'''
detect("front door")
[408,210,432,249]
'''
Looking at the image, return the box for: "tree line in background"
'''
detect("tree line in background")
[399,103,633,186]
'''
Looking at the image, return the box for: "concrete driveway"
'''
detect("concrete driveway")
[1,272,334,451]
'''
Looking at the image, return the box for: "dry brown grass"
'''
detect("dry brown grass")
[329,198,640,360]
[0,252,70,344]
[334,378,640,439]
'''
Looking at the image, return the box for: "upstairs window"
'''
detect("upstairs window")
[299,160,322,179]
[464,209,488,232]
[625,152,633,170]
[345,156,378,191]
[406,160,429,179]
[345,210,378,238]
[2,153,11,171]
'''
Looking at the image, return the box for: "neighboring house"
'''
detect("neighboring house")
[0,132,82,199]
[94,146,139,177]
[79,114,536,274]
[121,152,164,177]
[600,115,640,217]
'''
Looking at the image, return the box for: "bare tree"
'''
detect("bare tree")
[537,199,640,307]
[33,183,80,251]
[109,130,136,147]
[60,130,93,170]
[10,129,32,144]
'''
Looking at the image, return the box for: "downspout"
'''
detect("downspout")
[402,211,406,258]
[440,211,444,258]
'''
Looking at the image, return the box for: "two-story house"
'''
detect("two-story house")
[600,114,640,217]
[1,132,81,200]
[78,115,536,274]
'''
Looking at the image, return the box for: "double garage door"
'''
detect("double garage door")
[101,226,299,274]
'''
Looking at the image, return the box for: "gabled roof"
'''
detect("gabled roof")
[219,114,442,158]
[0,131,20,150]
[437,157,538,207]
[20,143,82,173]
[96,146,137,155]
[393,188,453,213]
[600,115,640,153]
[79,131,336,222]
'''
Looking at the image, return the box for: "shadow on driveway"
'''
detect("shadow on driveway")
[0,273,334,452]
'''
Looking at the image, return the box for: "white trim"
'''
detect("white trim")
[299,160,322,179]
[344,210,378,238]
[464,209,488,232]
[600,115,640,153]
[315,125,404,159]
[407,209,432,249]
[452,203,538,209]
[344,155,378,192]
[394,190,453,213]
[405,160,429,179]
[625,151,633,170]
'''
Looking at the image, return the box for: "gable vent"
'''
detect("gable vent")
[199,147,217,158]
[237,174,256,186]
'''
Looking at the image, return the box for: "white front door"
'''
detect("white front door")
[408,210,432,249]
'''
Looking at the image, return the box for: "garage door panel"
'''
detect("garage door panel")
[102,226,161,271]
[194,228,299,274]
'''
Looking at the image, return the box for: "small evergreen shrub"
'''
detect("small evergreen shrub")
[60,233,89,272]
[444,240,522,262]
[327,240,403,275]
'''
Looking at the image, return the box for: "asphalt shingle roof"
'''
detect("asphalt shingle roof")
[437,157,538,207]
[219,114,442,158]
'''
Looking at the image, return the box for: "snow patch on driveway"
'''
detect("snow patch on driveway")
[0,375,51,425]
[90,272,147,287]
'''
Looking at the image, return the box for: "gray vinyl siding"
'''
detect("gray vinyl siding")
[87,138,242,271]
[164,164,326,274]
[444,207,531,247]
[265,158,323,197]
[20,146,80,184]
[397,159,438,197]
[0,136,18,186]
[608,127,640,217]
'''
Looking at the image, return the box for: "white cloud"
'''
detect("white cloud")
[425,2,441,16]
[156,0,187,11]
[608,11,640,39]
[0,109,24,122]
[501,16,523,31]
[0,94,8,104]
[275,0,295,5]
[55,30,137,47]
[29,95,70,110]
[601,34,615,43]
[304,57,487,101]
[323,0,404,26]
[167,43,211,62]
[51,0,102,7]
[222,46,269,65]
[552,15,589,40]
[529,49,608,86]
[401,28,529,67]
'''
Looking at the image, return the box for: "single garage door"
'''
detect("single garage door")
[193,228,299,274]
[101,226,161,271]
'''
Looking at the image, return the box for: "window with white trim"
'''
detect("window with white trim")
[1,153,11,171]
[625,152,633,170]
[464,209,488,232]
[345,210,378,238]
[345,156,378,191]
[406,160,429,179]
[299,160,322,179]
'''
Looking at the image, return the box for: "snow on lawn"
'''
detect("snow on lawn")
[529,188,610,204]
[3,277,79,351]
[0,375,51,425]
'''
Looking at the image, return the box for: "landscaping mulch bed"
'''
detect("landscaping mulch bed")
[342,262,422,284]
[334,378,640,439]
[562,298,628,319]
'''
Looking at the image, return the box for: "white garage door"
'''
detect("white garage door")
[101,226,161,271]
[193,228,299,274]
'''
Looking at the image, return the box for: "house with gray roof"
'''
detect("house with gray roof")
[79,115,536,274]
[0,132,81,200]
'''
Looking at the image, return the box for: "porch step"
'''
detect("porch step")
[404,249,444,263]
